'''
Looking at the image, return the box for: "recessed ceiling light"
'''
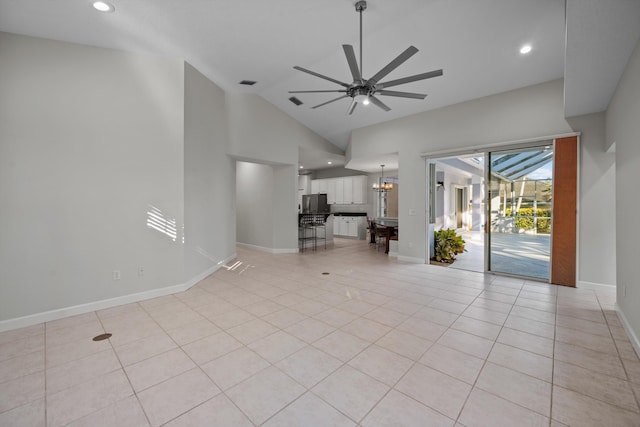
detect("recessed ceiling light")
[299,165,304,169]
[327,161,333,165]
[520,44,532,54]
[93,1,115,12]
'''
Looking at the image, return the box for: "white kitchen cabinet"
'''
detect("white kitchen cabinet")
[318,179,328,194]
[346,219,358,236]
[326,178,336,204]
[342,177,353,204]
[311,176,368,204]
[334,178,344,204]
[333,216,362,238]
[352,176,367,204]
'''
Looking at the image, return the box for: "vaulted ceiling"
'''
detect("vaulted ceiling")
[1,0,639,171]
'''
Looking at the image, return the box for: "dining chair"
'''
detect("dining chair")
[374,223,388,251]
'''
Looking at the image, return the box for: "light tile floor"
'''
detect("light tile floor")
[1,238,639,426]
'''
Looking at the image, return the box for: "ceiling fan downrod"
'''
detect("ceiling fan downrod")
[356,0,367,82]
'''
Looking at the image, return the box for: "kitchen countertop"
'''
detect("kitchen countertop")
[332,212,367,216]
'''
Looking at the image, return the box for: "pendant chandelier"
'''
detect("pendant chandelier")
[372,164,393,192]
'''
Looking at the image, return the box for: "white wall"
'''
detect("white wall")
[349,79,617,282]
[227,94,341,165]
[272,165,298,251]
[607,39,640,343]
[314,167,366,180]
[236,162,275,250]
[436,169,470,230]
[0,33,185,321]
[566,113,616,287]
[183,63,236,279]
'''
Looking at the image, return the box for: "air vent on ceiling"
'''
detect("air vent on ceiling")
[289,96,303,106]
[239,80,257,86]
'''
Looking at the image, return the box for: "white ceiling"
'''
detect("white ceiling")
[1,0,638,172]
[564,0,640,117]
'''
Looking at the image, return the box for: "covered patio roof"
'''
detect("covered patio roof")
[490,144,553,182]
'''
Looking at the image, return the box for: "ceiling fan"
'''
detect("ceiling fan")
[289,0,443,115]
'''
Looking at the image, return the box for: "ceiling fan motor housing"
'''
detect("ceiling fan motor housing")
[355,1,367,12]
[348,85,374,98]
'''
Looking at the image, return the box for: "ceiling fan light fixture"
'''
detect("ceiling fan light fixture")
[354,93,369,105]
[92,1,115,12]
[520,44,532,54]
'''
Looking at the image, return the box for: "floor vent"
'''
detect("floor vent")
[239,80,257,86]
[92,333,112,341]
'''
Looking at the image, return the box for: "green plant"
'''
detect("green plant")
[505,207,551,233]
[434,229,466,263]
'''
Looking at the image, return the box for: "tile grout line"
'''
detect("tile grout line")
[596,291,640,412]
[251,270,428,425]
[96,306,154,427]
[549,284,559,427]
[352,273,500,425]
[135,298,257,427]
[450,275,529,424]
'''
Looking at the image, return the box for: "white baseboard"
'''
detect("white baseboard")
[183,253,237,289]
[397,255,425,263]
[0,253,236,333]
[577,280,616,291]
[272,248,299,254]
[237,242,298,254]
[615,304,640,361]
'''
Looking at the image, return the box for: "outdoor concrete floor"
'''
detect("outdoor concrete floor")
[450,231,551,281]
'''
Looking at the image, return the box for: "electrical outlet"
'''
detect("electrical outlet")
[138,266,144,277]
[408,242,413,248]
[408,209,416,216]
[112,270,121,281]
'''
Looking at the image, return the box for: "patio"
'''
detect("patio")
[450,231,550,281]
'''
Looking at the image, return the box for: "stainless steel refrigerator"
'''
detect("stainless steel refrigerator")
[302,194,330,213]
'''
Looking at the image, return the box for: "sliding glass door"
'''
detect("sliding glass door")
[487,144,553,280]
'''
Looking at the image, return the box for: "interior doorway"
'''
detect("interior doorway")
[455,187,464,229]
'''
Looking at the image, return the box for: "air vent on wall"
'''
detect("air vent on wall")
[239,80,257,86]
[289,96,303,106]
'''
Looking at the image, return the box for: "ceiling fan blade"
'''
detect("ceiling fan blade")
[312,95,349,109]
[288,90,348,93]
[343,45,362,82]
[347,98,358,115]
[368,46,419,85]
[378,90,426,99]
[378,69,443,88]
[293,66,350,88]
[369,95,391,112]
